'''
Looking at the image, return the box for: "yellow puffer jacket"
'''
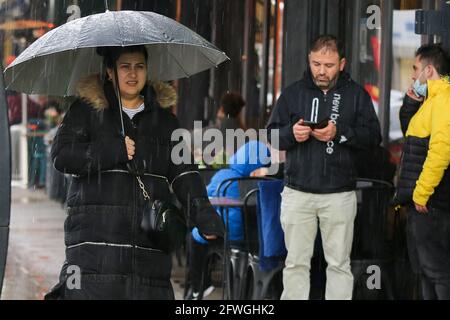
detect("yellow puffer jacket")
[406,77,450,206]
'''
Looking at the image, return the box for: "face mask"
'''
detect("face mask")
[412,68,428,97]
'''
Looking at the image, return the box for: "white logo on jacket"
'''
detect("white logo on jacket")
[326,93,342,154]
[310,98,319,122]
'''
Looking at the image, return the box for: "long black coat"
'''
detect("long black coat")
[46,75,224,300]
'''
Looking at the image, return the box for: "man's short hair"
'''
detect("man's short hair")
[310,34,345,59]
[220,92,245,118]
[415,43,450,76]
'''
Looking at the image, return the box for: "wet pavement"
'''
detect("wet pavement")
[1,186,221,300]
[1,187,65,299]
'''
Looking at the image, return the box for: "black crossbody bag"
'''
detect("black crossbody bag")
[136,176,187,253]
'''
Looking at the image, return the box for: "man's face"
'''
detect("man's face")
[309,49,346,91]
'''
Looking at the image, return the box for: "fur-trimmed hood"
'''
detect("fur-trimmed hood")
[76,74,177,110]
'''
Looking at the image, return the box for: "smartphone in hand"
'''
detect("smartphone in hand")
[302,118,329,129]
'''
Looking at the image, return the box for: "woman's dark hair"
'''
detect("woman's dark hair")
[96,45,148,69]
[220,92,245,118]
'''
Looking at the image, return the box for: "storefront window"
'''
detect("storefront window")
[253,0,283,127]
[355,0,382,116]
[389,1,424,164]
[391,7,421,140]
[352,1,422,148]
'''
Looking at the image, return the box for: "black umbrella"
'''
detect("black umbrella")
[4,7,229,96]
[4,4,229,136]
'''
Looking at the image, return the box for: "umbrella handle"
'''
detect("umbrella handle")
[113,66,126,138]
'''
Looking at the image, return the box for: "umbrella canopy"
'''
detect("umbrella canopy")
[4,10,229,96]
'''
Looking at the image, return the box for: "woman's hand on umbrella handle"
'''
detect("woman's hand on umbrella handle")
[125,136,135,160]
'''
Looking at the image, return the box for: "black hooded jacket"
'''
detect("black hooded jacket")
[46,75,224,300]
[267,71,382,193]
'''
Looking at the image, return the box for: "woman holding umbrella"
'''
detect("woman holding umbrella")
[46,45,224,300]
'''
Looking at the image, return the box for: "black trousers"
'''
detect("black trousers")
[407,205,450,300]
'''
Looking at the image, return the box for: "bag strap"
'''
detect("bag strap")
[136,176,150,200]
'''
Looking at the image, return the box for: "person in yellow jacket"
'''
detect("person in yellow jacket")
[396,43,450,300]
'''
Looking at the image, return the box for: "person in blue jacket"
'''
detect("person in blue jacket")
[185,140,271,299]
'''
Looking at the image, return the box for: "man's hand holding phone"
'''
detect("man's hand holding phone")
[302,118,329,130]
[311,120,337,142]
[293,119,312,142]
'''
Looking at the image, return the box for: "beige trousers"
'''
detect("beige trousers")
[280,187,357,300]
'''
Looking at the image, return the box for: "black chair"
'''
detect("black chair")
[246,255,284,300]
[200,176,276,299]
[351,178,396,300]
[243,184,285,300]
[198,167,220,186]
[228,185,261,300]
[180,168,220,285]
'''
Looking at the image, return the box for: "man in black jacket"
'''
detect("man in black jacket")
[267,35,381,300]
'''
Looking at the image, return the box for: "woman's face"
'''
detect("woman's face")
[107,51,147,100]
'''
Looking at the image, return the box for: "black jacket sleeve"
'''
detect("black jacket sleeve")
[399,94,422,136]
[51,101,128,175]
[333,89,382,150]
[167,117,225,239]
[266,94,297,151]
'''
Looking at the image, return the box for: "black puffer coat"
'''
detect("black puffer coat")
[46,75,224,300]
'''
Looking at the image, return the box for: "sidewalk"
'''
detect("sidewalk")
[1,186,222,300]
[1,187,65,299]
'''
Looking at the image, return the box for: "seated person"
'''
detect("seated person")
[184,140,271,300]
[251,147,286,179]
[191,92,246,166]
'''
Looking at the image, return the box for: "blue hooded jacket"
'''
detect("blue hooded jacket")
[192,140,271,244]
